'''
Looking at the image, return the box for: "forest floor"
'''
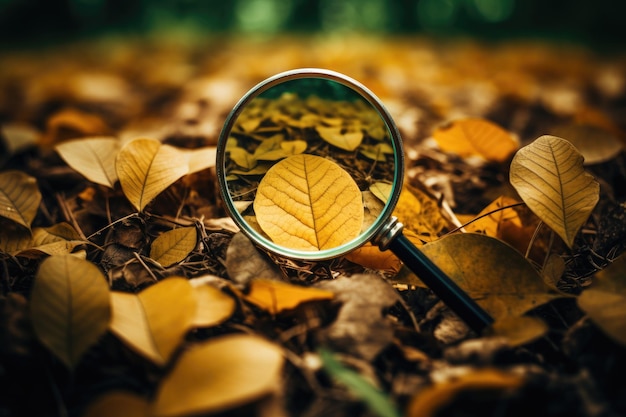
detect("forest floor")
[1,33,626,417]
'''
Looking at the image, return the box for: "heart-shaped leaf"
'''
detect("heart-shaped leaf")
[0,170,41,230]
[109,278,197,365]
[55,137,120,188]
[30,255,111,368]
[420,233,560,319]
[254,154,364,251]
[150,226,197,267]
[578,255,626,346]
[432,118,518,162]
[116,138,188,212]
[152,334,283,416]
[510,135,599,248]
[316,126,363,151]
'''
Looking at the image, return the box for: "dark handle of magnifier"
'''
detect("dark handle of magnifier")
[375,217,494,333]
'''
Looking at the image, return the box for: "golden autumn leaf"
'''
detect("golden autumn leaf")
[150,226,197,267]
[82,391,149,417]
[432,118,518,162]
[464,196,522,238]
[510,135,599,248]
[152,334,283,417]
[0,223,84,256]
[420,233,560,319]
[407,369,524,417]
[393,183,446,242]
[192,284,236,327]
[578,255,626,346]
[55,137,120,188]
[184,146,217,174]
[281,139,307,155]
[109,278,197,365]
[370,182,392,203]
[254,154,364,251]
[116,138,188,212]
[316,126,363,151]
[0,170,41,230]
[228,146,257,170]
[245,279,334,314]
[345,243,402,273]
[30,255,111,368]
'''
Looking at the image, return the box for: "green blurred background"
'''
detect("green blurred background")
[1,0,625,49]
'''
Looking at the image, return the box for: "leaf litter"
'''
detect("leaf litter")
[0,34,625,417]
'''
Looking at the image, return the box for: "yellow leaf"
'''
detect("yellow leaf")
[30,255,111,368]
[393,184,446,242]
[420,233,560,319]
[316,126,363,151]
[254,134,288,161]
[407,369,524,417]
[578,255,626,346]
[109,278,196,365]
[150,227,197,267]
[228,146,257,170]
[510,135,599,248]
[0,170,41,230]
[82,391,149,417]
[245,279,334,314]
[192,284,235,327]
[281,139,307,155]
[0,223,83,255]
[55,137,120,188]
[254,154,364,251]
[432,118,518,162]
[464,196,522,238]
[370,182,392,203]
[184,146,217,174]
[345,243,402,273]
[152,334,283,416]
[116,138,188,212]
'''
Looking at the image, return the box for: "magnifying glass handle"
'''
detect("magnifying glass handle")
[388,233,494,333]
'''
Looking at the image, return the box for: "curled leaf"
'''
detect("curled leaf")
[109,278,197,365]
[0,170,41,230]
[510,135,599,248]
[116,138,188,212]
[254,154,364,251]
[55,137,120,188]
[30,255,111,368]
[152,334,283,416]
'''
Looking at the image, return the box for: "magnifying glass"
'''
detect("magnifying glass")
[216,68,493,333]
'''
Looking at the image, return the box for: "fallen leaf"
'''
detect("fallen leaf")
[577,255,626,346]
[316,126,363,151]
[41,108,110,146]
[55,137,120,188]
[551,124,624,165]
[432,118,518,162]
[245,279,334,314]
[228,146,257,170]
[254,134,289,161]
[484,316,549,346]
[254,154,364,251]
[393,183,446,242]
[464,196,522,238]
[82,391,149,417]
[0,222,83,255]
[150,226,197,267]
[192,284,236,327]
[226,232,283,285]
[0,170,41,230]
[420,233,560,319]
[345,243,402,273]
[281,139,307,155]
[1,123,40,155]
[510,135,599,248]
[152,334,283,416]
[181,146,217,174]
[109,278,197,365]
[116,138,188,212]
[30,255,111,368]
[407,368,524,417]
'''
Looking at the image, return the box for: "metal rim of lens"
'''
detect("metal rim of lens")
[216,68,405,260]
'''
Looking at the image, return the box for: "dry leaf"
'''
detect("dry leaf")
[116,138,188,212]
[510,135,599,248]
[55,137,120,188]
[152,334,283,416]
[245,279,334,314]
[0,223,83,255]
[407,368,524,417]
[0,170,41,230]
[316,126,363,151]
[464,196,522,238]
[82,391,149,417]
[42,108,110,146]
[578,255,626,346]
[254,154,364,251]
[551,124,624,165]
[432,118,518,162]
[226,232,283,285]
[30,255,111,368]
[345,243,402,273]
[393,183,446,242]
[109,278,197,365]
[150,227,197,267]
[192,284,236,327]
[184,146,217,174]
[420,233,560,319]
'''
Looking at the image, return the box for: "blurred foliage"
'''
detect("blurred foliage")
[1,0,625,49]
